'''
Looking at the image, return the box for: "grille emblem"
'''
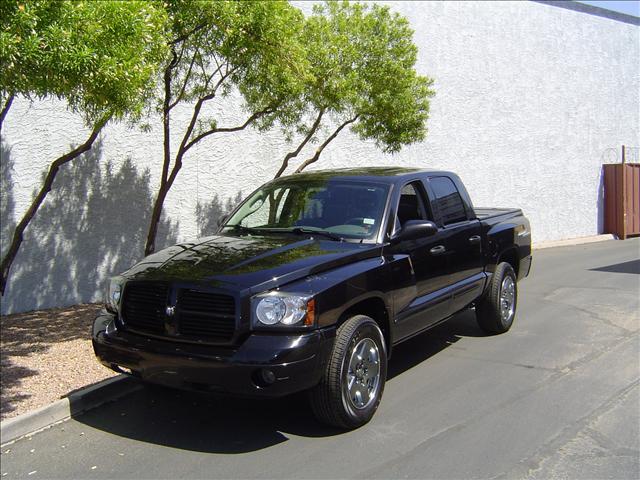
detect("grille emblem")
[165,304,178,336]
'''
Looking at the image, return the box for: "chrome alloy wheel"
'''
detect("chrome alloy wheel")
[345,338,381,410]
[500,276,516,323]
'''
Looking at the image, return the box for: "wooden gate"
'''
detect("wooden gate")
[603,163,640,239]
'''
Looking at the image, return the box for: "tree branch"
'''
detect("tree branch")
[211,53,223,82]
[203,60,226,91]
[183,106,274,154]
[169,23,207,45]
[176,64,238,156]
[147,65,242,253]
[273,108,325,179]
[0,114,111,294]
[211,65,237,96]
[294,115,359,174]
[144,63,235,255]
[173,39,187,73]
[167,46,198,111]
[160,48,180,186]
[0,94,15,133]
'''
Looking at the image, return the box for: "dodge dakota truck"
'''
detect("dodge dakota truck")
[93,167,532,428]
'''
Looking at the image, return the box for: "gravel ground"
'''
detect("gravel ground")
[1,304,115,421]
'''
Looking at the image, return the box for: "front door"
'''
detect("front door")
[392,181,451,341]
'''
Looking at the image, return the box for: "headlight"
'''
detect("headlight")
[106,277,124,313]
[252,292,315,328]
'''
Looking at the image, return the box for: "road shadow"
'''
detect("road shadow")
[74,308,486,453]
[590,259,640,274]
[388,309,483,380]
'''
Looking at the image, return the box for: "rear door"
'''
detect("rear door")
[425,176,484,313]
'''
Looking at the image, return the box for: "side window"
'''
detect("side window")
[396,182,429,229]
[428,177,468,225]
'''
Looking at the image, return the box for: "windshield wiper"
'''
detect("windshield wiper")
[290,227,344,242]
[227,224,266,235]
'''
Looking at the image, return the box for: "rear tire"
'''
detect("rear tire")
[476,262,518,334]
[309,315,387,429]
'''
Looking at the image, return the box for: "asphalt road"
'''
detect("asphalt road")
[2,239,639,479]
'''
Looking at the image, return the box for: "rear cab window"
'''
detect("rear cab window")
[427,176,469,225]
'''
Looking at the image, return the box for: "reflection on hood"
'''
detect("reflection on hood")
[122,234,381,291]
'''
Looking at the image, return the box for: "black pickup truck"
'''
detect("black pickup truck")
[93,167,532,428]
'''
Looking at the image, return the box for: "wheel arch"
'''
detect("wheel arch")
[498,246,520,277]
[337,295,393,358]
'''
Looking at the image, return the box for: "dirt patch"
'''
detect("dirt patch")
[1,304,115,421]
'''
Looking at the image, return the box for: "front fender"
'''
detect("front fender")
[275,256,396,328]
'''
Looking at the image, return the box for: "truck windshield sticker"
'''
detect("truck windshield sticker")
[363,218,375,225]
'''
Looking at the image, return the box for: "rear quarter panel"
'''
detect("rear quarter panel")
[482,213,532,280]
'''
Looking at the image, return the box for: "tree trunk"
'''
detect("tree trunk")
[144,182,172,256]
[144,57,176,256]
[0,116,109,295]
[0,94,15,133]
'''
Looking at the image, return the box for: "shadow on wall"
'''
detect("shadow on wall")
[0,140,178,315]
[195,191,243,237]
[1,141,17,261]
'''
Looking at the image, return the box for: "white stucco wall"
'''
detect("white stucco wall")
[1,1,638,314]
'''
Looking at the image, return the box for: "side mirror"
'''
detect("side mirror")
[391,220,438,243]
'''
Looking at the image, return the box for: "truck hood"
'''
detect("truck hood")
[121,234,382,292]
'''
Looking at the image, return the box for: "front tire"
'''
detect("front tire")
[309,315,387,429]
[476,262,518,334]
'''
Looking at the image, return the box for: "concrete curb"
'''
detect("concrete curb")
[0,375,142,446]
[532,234,616,250]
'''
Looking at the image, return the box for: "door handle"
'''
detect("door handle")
[430,245,446,255]
[469,235,481,244]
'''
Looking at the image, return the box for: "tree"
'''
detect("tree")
[273,1,435,179]
[0,0,168,295]
[143,0,310,256]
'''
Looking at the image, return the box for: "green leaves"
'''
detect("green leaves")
[0,0,433,156]
[163,0,309,119]
[286,1,435,158]
[0,0,169,123]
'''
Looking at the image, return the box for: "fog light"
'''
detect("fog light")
[253,368,276,388]
[261,369,276,385]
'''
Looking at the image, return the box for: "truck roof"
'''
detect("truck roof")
[273,167,454,185]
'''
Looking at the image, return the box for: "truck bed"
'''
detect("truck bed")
[474,207,523,221]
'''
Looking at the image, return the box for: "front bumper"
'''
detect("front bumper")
[92,311,335,397]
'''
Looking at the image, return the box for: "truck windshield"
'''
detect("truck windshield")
[222,179,390,240]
